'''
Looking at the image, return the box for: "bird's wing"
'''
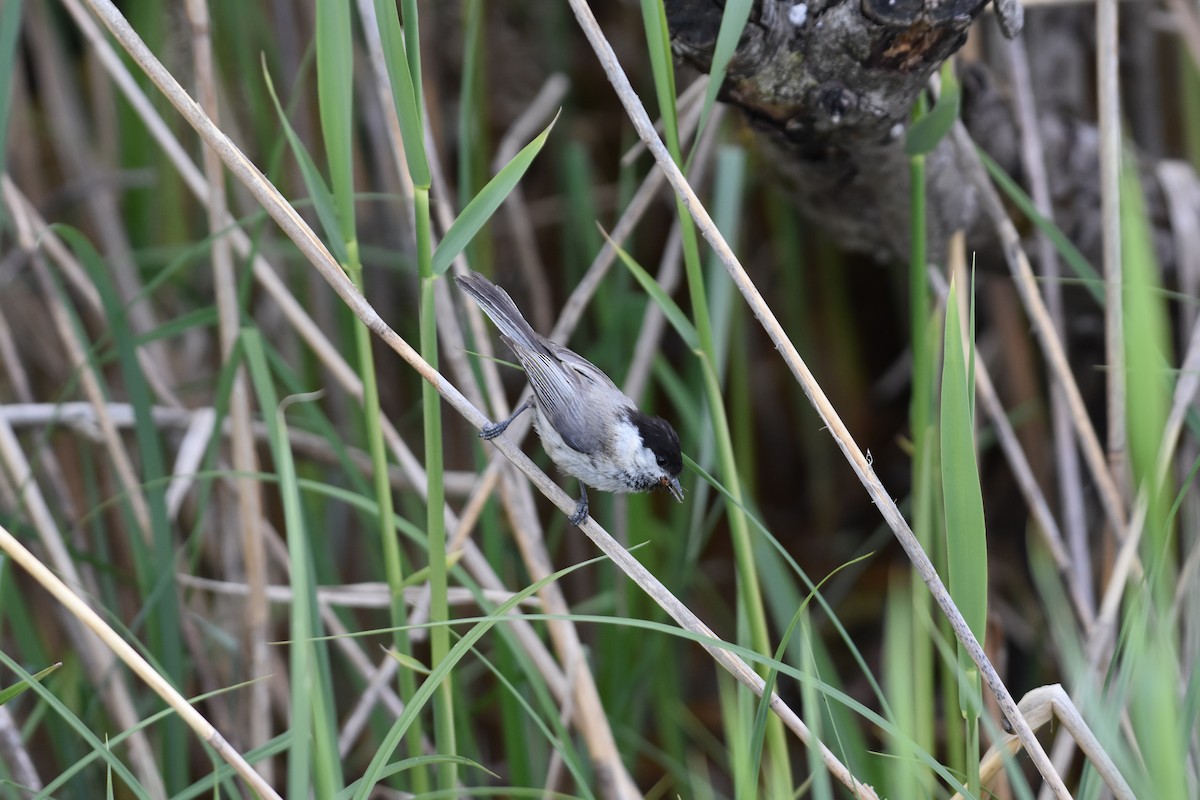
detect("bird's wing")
[550,344,622,392]
[519,343,622,454]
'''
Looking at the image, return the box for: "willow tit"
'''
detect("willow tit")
[456,271,684,525]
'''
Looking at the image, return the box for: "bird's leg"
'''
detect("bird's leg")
[480,397,533,440]
[569,483,589,526]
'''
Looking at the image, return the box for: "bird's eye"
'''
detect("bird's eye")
[656,456,668,468]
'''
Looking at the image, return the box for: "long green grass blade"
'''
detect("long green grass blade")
[373,0,431,187]
[336,756,497,799]
[242,329,343,796]
[60,225,188,791]
[31,682,273,799]
[906,61,960,156]
[640,0,680,154]
[1121,152,1173,580]
[350,555,607,800]
[800,616,834,800]
[704,145,747,374]
[693,0,752,155]
[168,734,293,800]
[0,651,151,800]
[883,573,927,798]
[430,113,558,275]
[435,610,974,796]
[0,661,61,706]
[603,226,701,350]
[978,147,1103,305]
[940,280,988,644]
[1124,598,1188,798]
[939,278,987,735]
[370,0,445,787]
[457,0,488,269]
[640,2,790,793]
[0,0,22,217]
[400,0,423,116]
[316,0,356,241]
[906,93,938,796]
[468,645,595,798]
[261,58,347,263]
[747,557,867,786]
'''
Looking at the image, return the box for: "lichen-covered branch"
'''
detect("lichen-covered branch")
[665,1,1197,272]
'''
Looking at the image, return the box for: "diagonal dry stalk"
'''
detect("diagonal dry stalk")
[564,0,1069,796]
[352,7,639,788]
[951,123,1140,576]
[374,36,709,798]
[51,1,606,782]
[22,1,180,408]
[1004,33,1096,623]
[0,521,281,800]
[2,182,170,798]
[75,0,872,795]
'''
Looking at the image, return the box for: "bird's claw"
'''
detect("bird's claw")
[479,421,506,440]
[569,498,589,526]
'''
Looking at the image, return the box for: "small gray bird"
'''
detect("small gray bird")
[456,271,684,525]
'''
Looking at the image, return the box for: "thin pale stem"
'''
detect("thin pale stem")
[1098,0,1127,503]
[565,1,1069,795]
[0,522,279,800]
[953,123,1127,540]
[183,0,271,776]
[76,0,865,793]
[1004,33,1095,625]
[55,4,587,780]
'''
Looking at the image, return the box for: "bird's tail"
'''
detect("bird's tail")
[454,271,543,353]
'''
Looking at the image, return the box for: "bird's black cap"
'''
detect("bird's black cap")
[626,408,682,477]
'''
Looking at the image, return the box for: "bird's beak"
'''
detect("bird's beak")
[662,476,684,503]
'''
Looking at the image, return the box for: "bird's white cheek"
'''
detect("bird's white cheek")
[611,424,660,476]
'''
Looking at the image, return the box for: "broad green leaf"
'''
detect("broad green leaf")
[601,225,701,350]
[1127,618,1189,799]
[262,57,348,264]
[373,0,431,187]
[939,276,987,717]
[430,113,558,275]
[0,661,61,706]
[316,0,356,240]
[906,61,961,156]
[1121,150,1173,577]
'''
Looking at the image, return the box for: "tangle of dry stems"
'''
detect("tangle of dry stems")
[6,0,1171,797]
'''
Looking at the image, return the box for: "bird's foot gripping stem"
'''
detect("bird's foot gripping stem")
[480,397,533,441]
[569,484,589,526]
